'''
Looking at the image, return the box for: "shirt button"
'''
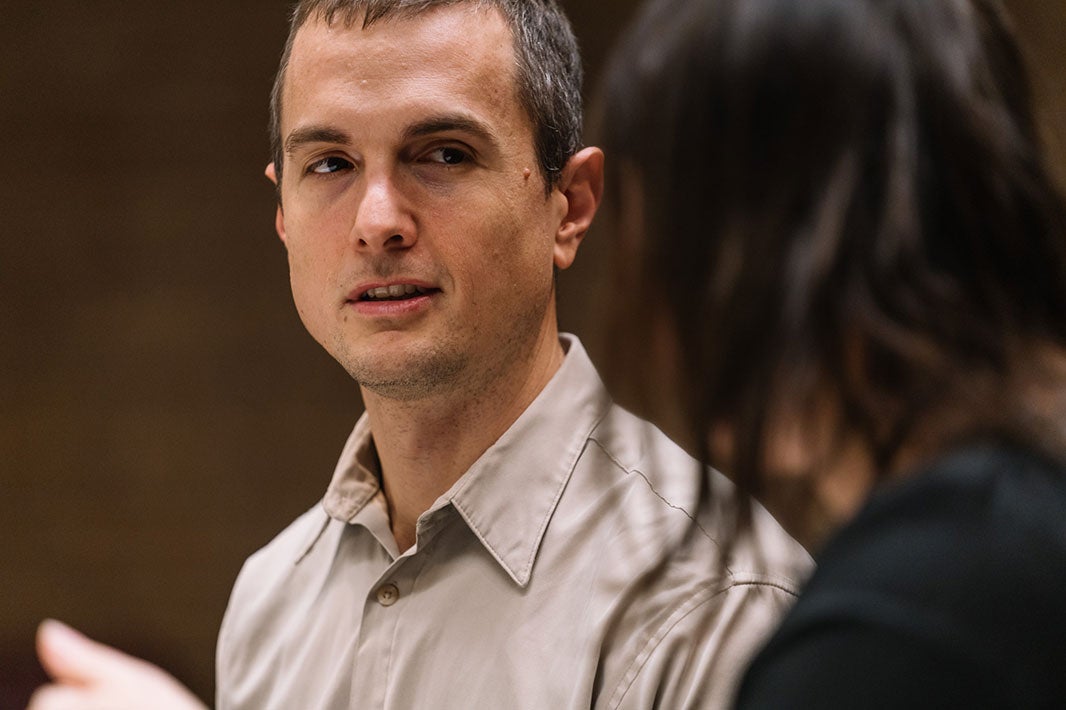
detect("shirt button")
[376,583,400,607]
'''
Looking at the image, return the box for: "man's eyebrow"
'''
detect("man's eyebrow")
[401,115,500,149]
[284,126,352,155]
[283,116,500,155]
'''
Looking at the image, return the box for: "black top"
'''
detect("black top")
[735,444,1066,709]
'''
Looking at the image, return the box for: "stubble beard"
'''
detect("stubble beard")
[343,340,470,401]
[333,292,553,404]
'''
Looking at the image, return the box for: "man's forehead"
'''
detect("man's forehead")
[280,6,525,133]
[289,3,513,66]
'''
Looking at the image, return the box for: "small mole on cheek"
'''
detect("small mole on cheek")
[523,168,532,181]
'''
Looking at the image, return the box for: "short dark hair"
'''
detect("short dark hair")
[269,0,583,195]
[599,0,1066,520]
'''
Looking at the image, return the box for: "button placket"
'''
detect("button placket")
[376,582,400,607]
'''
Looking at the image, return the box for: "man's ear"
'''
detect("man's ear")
[553,146,604,270]
[265,162,287,245]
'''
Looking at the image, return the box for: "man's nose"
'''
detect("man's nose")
[350,176,416,252]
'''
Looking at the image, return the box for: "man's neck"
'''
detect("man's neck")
[362,333,566,552]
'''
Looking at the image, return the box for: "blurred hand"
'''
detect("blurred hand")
[28,620,208,710]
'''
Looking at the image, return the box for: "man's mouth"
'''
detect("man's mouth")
[360,285,432,302]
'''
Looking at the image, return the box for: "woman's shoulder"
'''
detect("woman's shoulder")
[737,443,1066,708]
[819,443,1066,598]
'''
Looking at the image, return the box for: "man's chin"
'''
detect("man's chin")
[345,355,468,402]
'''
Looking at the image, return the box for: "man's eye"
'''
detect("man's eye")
[426,147,469,166]
[308,156,354,174]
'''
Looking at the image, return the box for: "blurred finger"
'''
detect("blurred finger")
[35,620,144,685]
[26,683,93,710]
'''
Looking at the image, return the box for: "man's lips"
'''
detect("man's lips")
[346,281,440,305]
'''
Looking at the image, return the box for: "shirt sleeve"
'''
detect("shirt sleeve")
[604,580,800,710]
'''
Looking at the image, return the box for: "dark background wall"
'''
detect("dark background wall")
[1,1,1062,705]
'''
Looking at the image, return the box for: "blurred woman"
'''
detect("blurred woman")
[599,0,1066,705]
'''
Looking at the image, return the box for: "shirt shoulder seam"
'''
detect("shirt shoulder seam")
[587,435,718,547]
[604,579,799,709]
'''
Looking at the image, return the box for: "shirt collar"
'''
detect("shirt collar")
[446,334,612,586]
[320,334,613,586]
[322,414,382,522]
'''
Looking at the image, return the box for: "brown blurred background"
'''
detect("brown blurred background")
[1,1,1062,706]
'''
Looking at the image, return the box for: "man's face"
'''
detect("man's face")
[272,5,577,401]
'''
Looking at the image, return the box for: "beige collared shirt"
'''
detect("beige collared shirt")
[216,335,811,709]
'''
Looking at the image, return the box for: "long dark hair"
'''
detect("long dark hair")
[597,0,1066,534]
